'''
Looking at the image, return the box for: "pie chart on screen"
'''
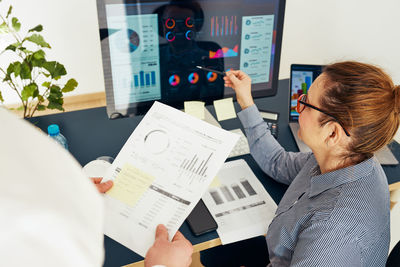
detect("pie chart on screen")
[207,72,218,82]
[169,74,181,86]
[128,29,140,52]
[188,72,199,84]
[115,29,140,53]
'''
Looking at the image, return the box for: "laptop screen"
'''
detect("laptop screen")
[289,64,323,121]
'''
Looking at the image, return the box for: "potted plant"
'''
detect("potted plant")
[0,1,78,118]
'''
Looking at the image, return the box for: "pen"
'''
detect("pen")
[196,66,226,76]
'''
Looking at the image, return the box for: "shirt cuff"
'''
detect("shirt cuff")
[237,104,264,128]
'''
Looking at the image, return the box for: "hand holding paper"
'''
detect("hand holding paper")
[145,224,193,267]
[103,102,239,256]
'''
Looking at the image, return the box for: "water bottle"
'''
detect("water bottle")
[47,124,69,150]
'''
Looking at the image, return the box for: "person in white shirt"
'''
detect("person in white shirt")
[0,107,193,267]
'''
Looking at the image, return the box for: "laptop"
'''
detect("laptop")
[288,64,398,165]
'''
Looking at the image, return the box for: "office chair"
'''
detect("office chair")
[387,240,400,267]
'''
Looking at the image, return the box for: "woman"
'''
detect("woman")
[221,61,399,266]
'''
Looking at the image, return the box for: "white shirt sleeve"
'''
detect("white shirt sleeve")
[0,108,104,267]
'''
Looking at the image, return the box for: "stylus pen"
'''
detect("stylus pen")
[196,66,226,76]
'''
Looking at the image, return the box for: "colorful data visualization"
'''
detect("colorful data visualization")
[209,45,239,59]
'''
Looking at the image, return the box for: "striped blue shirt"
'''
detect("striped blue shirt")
[237,104,390,267]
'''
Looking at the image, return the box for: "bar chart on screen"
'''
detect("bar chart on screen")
[210,15,238,37]
[133,71,157,88]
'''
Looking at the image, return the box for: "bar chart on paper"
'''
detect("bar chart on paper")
[178,152,214,185]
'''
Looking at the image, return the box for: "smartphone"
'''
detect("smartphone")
[186,199,218,236]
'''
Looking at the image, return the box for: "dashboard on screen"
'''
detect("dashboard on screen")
[96,0,286,117]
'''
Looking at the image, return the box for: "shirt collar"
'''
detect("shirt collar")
[308,156,375,198]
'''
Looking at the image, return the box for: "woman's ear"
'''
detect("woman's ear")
[324,122,342,147]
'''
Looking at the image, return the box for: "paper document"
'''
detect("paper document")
[103,101,239,257]
[202,159,277,244]
[213,98,237,121]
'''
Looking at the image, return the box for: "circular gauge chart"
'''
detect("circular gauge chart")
[185,17,194,28]
[144,130,169,154]
[188,72,199,84]
[169,74,181,86]
[185,30,195,40]
[207,71,218,82]
[166,31,176,42]
[165,18,176,29]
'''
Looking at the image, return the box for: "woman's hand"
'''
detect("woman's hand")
[224,70,254,110]
[90,177,113,193]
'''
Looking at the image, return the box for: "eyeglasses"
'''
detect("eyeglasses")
[296,94,351,137]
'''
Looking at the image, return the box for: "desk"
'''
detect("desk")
[28,79,400,267]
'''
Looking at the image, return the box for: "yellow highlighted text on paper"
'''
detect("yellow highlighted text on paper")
[184,101,205,120]
[213,98,237,121]
[106,164,155,207]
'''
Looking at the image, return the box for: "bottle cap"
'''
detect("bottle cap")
[48,124,60,136]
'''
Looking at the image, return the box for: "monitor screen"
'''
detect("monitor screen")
[96,0,286,117]
[289,64,323,121]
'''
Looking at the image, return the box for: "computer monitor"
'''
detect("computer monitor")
[96,0,286,117]
[289,64,324,121]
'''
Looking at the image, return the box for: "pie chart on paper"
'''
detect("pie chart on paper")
[144,130,170,154]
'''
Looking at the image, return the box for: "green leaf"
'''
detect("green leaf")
[19,47,32,54]
[62,78,78,93]
[6,5,12,19]
[28,24,43,32]
[42,81,51,88]
[20,61,31,79]
[47,102,64,110]
[11,17,21,32]
[31,50,46,67]
[37,104,46,111]
[0,91,3,102]
[38,95,44,102]
[0,22,9,34]
[7,62,21,77]
[43,61,66,79]
[25,34,50,48]
[47,85,64,110]
[49,85,62,97]
[5,43,18,52]
[21,83,38,101]
[33,49,45,60]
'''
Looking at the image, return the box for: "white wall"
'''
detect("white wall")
[279,0,400,82]
[0,0,104,104]
[1,0,400,105]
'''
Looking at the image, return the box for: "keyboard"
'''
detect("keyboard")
[228,129,250,158]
